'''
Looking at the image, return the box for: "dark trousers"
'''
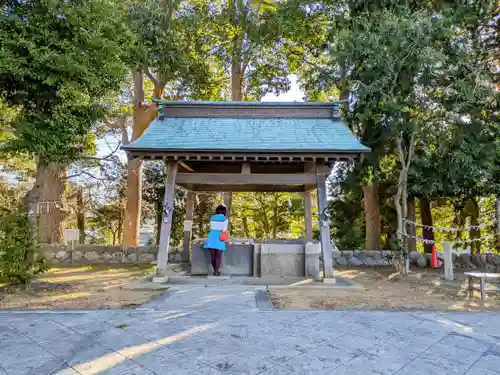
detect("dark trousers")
[209,248,222,274]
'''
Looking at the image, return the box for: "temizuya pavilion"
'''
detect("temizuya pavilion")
[122,100,369,281]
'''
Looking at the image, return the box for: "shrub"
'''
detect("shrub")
[0,206,48,286]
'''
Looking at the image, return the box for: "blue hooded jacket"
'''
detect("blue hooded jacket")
[204,214,227,251]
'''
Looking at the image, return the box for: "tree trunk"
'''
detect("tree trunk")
[123,158,143,246]
[122,69,158,246]
[363,183,381,250]
[394,167,410,275]
[223,49,244,234]
[496,196,500,251]
[262,206,270,239]
[469,197,481,254]
[242,216,250,238]
[223,192,232,232]
[231,63,244,101]
[406,197,417,251]
[77,189,85,244]
[419,198,434,253]
[25,157,43,248]
[117,200,124,245]
[272,205,278,239]
[36,159,68,244]
[230,0,244,103]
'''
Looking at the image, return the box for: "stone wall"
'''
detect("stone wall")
[331,250,394,267]
[44,244,500,271]
[43,245,182,265]
[323,250,500,271]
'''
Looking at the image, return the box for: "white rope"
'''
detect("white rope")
[400,232,499,245]
[402,217,488,232]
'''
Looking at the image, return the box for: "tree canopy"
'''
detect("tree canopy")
[0,0,132,163]
[0,0,498,266]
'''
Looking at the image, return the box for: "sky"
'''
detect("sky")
[96,75,304,158]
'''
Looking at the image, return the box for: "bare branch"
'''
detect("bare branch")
[105,120,124,129]
[82,141,122,162]
[104,117,129,145]
[395,135,406,167]
[288,48,328,72]
[67,170,109,181]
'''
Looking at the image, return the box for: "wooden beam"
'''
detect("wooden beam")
[176,173,316,185]
[156,161,178,277]
[304,161,316,174]
[304,161,316,191]
[241,162,251,174]
[179,161,194,172]
[161,102,335,119]
[185,184,305,193]
[125,151,366,161]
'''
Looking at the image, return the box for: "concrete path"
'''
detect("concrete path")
[1,285,500,375]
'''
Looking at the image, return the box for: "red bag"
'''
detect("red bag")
[219,231,229,242]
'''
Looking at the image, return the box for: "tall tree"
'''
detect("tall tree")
[0,0,132,243]
[142,161,186,246]
[122,0,221,245]
[195,0,311,233]
[284,0,394,250]
[291,0,498,255]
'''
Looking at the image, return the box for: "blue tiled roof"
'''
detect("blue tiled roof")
[123,117,370,152]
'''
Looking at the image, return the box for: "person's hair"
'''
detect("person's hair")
[215,205,227,216]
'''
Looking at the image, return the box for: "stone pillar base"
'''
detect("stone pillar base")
[305,242,321,280]
[152,276,169,283]
[253,243,262,277]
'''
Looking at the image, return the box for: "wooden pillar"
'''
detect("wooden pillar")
[496,196,500,250]
[304,191,313,243]
[182,192,195,263]
[316,165,334,279]
[156,161,178,279]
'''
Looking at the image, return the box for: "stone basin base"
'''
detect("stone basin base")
[190,240,320,280]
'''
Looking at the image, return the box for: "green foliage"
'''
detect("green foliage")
[328,193,364,250]
[0,100,35,182]
[193,0,304,100]
[127,0,224,100]
[142,161,186,246]
[91,202,124,246]
[0,0,132,163]
[0,204,48,286]
[292,0,498,250]
[232,192,305,239]
[192,194,219,239]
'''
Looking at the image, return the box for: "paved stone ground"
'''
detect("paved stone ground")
[1,285,500,375]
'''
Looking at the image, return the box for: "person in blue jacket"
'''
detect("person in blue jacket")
[204,205,228,276]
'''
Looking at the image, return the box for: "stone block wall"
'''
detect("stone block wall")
[331,250,394,267]
[43,244,500,271]
[43,245,182,265]
[321,249,500,271]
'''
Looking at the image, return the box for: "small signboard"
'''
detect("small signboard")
[64,229,79,244]
[184,220,193,231]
